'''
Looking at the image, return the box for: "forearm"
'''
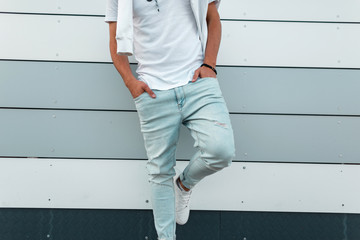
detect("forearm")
[108,22,155,98]
[203,12,222,67]
[108,22,137,87]
[109,40,137,87]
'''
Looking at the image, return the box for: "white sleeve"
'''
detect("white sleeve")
[105,0,118,22]
[116,0,134,56]
[208,0,220,9]
[104,0,134,55]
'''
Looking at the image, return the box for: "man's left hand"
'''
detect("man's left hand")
[192,65,217,82]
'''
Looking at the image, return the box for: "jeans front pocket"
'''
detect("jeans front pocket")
[133,92,147,102]
[195,77,217,83]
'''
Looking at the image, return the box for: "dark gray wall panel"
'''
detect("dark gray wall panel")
[348,214,360,239]
[1,61,360,115]
[0,209,359,240]
[1,109,359,163]
[0,208,158,240]
[220,211,347,240]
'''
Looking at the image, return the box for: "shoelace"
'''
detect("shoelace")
[178,190,191,208]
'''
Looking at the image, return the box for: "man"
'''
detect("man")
[105,0,235,239]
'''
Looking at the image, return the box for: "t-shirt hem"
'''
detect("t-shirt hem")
[104,17,117,23]
[147,80,191,91]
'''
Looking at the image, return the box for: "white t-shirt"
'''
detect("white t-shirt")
[106,0,212,90]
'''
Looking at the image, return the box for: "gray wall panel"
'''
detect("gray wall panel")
[220,66,360,115]
[0,109,359,163]
[1,61,360,115]
[233,114,360,163]
[0,61,135,111]
[0,109,147,159]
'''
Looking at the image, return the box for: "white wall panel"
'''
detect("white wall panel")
[0,0,105,15]
[0,158,359,213]
[219,21,360,68]
[1,0,360,23]
[1,14,360,68]
[0,14,112,62]
[220,0,360,22]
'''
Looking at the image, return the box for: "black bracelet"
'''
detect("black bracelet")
[201,63,217,75]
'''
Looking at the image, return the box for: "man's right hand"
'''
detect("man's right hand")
[108,22,156,100]
[126,79,156,99]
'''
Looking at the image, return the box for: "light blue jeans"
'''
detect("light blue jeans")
[134,77,235,240]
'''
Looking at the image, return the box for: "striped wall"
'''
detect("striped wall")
[1,0,360,220]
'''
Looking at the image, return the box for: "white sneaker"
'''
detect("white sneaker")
[174,177,192,225]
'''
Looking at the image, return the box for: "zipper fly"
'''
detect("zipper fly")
[174,87,186,111]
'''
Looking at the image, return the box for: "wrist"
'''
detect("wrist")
[123,76,137,87]
[201,63,217,75]
[203,61,216,68]
[203,57,216,68]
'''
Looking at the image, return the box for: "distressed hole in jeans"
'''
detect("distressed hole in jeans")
[213,120,228,128]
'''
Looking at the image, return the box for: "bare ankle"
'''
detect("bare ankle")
[177,178,190,192]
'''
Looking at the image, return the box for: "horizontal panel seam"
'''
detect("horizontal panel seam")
[1,107,360,118]
[1,12,360,25]
[222,18,360,25]
[1,59,360,70]
[0,11,105,18]
[231,112,360,118]
[1,156,358,165]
